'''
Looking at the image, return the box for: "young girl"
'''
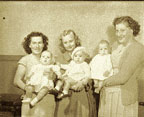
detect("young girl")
[23,50,62,107]
[55,47,91,99]
[90,40,113,93]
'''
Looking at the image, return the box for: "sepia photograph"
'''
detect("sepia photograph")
[0,1,144,117]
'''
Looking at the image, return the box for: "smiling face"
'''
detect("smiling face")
[40,51,52,65]
[29,36,44,55]
[98,43,109,56]
[73,50,85,64]
[115,22,133,45]
[62,32,76,52]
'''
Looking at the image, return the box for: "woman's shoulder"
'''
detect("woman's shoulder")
[18,54,38,67]
[126,41,144,61]
[19,54,32,60]
[129,41,144,52]
[18,54,32,63]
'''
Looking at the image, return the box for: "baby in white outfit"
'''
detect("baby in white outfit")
[23,50,61,107]
[55,47,91,99]
[90,40,113,93]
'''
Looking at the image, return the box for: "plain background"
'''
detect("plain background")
[0,1,144,57]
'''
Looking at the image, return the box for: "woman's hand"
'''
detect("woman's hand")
[103,71,110,77]
[103,78,112,87]
[25,85,34,93]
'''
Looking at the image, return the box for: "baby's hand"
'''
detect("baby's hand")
[62,73,67,78]
[56,62,61,67]
[103,71,110,77]
[57,74,63,80]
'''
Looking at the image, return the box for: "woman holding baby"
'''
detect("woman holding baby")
[98,16,144,117]
[55,29,97,117]
[14,32,56,117]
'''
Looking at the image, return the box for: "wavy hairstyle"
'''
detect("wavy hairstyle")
[113,16,140,36]
[22,32,48,54]
[59,29,81,53]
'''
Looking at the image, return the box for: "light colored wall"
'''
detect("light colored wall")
[0,1,144,56]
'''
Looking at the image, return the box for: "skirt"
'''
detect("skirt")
[22,93,55,117]
[98,86,138,117]
[55,89,89,117]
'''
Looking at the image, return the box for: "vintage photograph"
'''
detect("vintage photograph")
[0,1,144,117]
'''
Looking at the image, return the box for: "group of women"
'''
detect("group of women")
[14,16,144,117]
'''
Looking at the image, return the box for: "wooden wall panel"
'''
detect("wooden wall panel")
[0,55,23,95]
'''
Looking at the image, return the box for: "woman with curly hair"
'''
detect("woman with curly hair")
[14,32,55,117]
[98,16,144,117]
[54,29,97,117]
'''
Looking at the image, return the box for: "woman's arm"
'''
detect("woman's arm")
[52,65,62,79]
[13,65,26,91]
[104,44,144,86]
[60,64,69,70]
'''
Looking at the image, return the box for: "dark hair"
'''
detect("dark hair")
[113,16,140,36]
[59,29,81,53]
[22,32,48,54]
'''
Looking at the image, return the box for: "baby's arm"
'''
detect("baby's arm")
[59,63,71,78]
[60,64,70,70]
[26,66,36,80]
[62,67,70,78]
[52,65,63,79]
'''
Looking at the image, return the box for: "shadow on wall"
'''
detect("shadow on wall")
[92,25,116,57]
[106,25,117,45]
